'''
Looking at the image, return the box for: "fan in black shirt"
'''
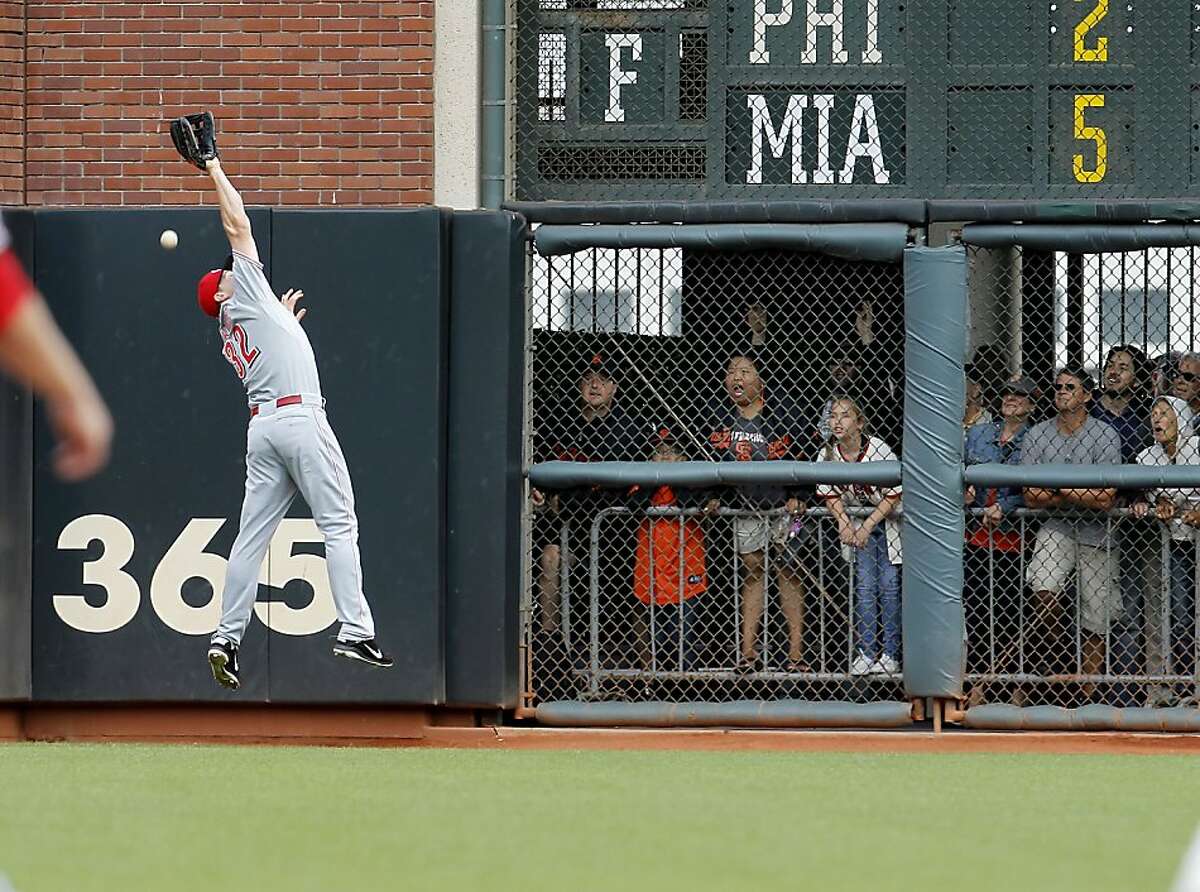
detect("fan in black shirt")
[704,354,815,672]
[531,352,644,638]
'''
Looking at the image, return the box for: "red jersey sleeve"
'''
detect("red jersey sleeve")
[0,248,33,333]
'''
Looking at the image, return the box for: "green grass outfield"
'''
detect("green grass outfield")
[0,743,1196,891]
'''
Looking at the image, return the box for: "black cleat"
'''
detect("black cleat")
[333,638,394,668]
[207,639,240,690]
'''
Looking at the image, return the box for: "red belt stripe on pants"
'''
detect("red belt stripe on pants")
[250,394,304,417]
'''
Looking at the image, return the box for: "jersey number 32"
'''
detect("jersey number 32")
[223,324,260,379]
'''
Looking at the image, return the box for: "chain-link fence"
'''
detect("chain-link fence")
[524,237,908,705]
[511,1,1191,201]
[963,243,1200,710]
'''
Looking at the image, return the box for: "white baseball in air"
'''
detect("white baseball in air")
[159,229,178,251]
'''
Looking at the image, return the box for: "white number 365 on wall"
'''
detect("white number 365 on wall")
[52,515,337,636]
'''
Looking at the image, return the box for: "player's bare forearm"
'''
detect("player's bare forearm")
[205,160,245,228]
[0,295,112,478]
[206,159,259,262]
[0,293,86,400]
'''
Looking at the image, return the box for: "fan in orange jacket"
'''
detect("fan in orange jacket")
[628,428,709,673]
[631,430,708,606]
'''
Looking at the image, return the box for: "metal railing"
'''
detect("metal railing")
[963,507,1200,709]
[529,503,906,703]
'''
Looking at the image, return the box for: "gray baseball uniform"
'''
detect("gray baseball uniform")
[212,251,375,646]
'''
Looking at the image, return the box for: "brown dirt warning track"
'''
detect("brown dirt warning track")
[2,704,1199,754]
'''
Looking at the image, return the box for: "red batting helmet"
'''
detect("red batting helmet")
[197,269,222,318]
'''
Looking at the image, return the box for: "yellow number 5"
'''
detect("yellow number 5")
[1074,0,1108,63]
[1073,94,1106,183]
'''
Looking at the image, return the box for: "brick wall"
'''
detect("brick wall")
[0,2,22,203]
[20,1,434,206]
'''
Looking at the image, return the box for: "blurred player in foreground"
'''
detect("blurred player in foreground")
[0,215,111,480]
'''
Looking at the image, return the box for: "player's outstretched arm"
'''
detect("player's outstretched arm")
[0,294,112,480]
[205,158,259,263]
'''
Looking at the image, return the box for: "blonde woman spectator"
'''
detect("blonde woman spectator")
[817,396,902,676]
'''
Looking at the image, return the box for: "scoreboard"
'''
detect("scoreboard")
[513,0,1192,201]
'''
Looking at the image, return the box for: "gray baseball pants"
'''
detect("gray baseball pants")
[213,397,375,646]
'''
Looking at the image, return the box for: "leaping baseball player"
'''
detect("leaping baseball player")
[170,112,392,689]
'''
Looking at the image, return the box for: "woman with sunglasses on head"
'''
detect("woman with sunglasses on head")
[963,376,1036,685]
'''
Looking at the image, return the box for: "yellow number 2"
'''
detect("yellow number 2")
[1073,93,1107,183]
[1074,0,1109,63]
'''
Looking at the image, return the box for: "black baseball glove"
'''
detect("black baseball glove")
[170,112,219,170]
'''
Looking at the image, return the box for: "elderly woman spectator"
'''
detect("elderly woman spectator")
[1132,396,1200,706]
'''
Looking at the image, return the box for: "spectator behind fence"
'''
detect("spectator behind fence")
[817,396,903,677]
[963,367,994,438]
[704,354,812,673]
[851,299,904,452]
[1151,351,1182,399]
[1171,353,1200,430]
[817,340,861,442]
[963,376,1035,673]
[970,343,1011,416]
[1021,366,1122,696]
[1091,344,1152,705]
[816,300,903,453]
[1132,396,1200,704]
[629,428,709,673]
[1092,344,1152,462]
[746,301,768,349]
[532,351,643,641]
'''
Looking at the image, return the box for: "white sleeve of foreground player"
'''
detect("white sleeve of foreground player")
[1172,824,1200,892]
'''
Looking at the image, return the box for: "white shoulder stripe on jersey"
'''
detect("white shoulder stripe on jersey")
[232,249,263,270]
